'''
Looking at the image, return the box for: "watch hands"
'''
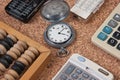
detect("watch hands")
[60,33,69,36]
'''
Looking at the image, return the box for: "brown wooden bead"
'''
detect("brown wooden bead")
[7,69,19,79]
[0,78,6,80]
[17,57,29,66]
[21,54,32,64]
[24,50,36,60]
[0,63,6,72]
[0,44,7,55]
[17,41,28,50]
[4,74,15,80]
[10,47,21,57]
[7,35,17,43]
[7,51,18,60]
[13,44,24,53]
[0,29,7,37]
[0,33,4,39]
[28,47,40,57]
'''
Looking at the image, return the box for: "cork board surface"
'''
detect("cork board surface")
[0,0,120,80]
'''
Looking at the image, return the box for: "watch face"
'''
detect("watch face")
[47,23,72,43]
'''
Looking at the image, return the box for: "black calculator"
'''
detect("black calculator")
[5,0,47,23]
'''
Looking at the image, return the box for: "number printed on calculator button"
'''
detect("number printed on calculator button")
[116,43,120,50]
[102,26,113,34]
[113,13,120,22]
[112,31,120,40]
[107,38,118,46]
[60,75,68,80]
[97,32,108,41]
[108,20,118,28]
[65,65,76,75]
[82,73,89,78]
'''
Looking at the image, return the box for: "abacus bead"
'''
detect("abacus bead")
[0,63,6,72]
[17,57,29,66]
[1,54,14,64]
[14,61,26,71]
[7,69,19,79]
[10,47,21,57]
[24,50,36,60]
[0,58,9,68]
[4,37,14,47]
[11,64,22,75]
[0,78,6,80]
[0,33,4,39]
[0,41,10,50]
[13,44,24,53]
[21,54,32,64]
[17,41,28,50]
[7,35,17,43]
[0,29,7,37]
[0,45,6,54]
[7,51,18,60]
[4,74,15,80]
[4,54,14,64]
[28,47,40,56]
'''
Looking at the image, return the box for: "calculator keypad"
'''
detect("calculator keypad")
[55,62,98,80]
[5,0,46,22]
[97,13,120,49]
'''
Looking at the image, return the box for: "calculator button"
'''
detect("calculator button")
[82,73,89,78]
[65,65,76,75]
[71,73,78,79]
[102,26,113,34]
[12,9,21,15]
[107,38,118,46]
[60,75,67,80]
[90,78,97,80]
[9,4,17,8]
[97,32,108,41]
[117,43,120,50]
[79,78,84,80]
[76,69,83,74]
[118,26,120,32]
[108,20,118,28]
[113,14,120,22]
[112,31,120,40]
[78,56,86,62]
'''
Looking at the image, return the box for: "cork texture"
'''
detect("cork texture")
[0,0,120,80]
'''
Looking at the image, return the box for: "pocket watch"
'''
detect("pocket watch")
[44,22,75,57]
[41,0,75,57]
[40,0,70,22]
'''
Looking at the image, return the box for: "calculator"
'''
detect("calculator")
[71,0,104,19]
[5,0,47,23]
[52,54,114,80]
[92,3,120,60]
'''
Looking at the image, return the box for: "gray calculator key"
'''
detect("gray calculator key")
[76,69,83,74]
[60,75,67,80]
[79,78,84,80]
[108,20,118,28]
[90,77,97,80]
[65,65,76,75]
[113,14,120,22]
[71,73,78,79]
[82,73,89,78]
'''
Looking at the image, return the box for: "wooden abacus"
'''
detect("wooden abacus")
[0,21,50,80]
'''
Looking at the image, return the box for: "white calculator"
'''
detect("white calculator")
[92,3,120,60]
[52,54,114,80]
[71,0,104,19]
